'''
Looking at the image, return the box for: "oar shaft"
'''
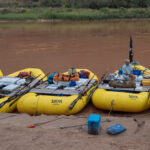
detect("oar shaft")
[9,72,51,107]
[69,74,95,110]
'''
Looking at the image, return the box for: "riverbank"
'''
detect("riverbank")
[0,7,150,20]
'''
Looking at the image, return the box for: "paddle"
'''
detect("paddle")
[147,89,150,104]
[9,72,51,107]
[69,74,95,110]
[27,117,64,128]
[87,70,108,101]
[0,74,41,109]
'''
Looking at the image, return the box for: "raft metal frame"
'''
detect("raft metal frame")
[31,79,98,96]
[98,84,150,92]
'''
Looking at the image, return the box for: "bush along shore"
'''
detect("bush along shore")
[0,7,150,21]
[0,0,150,20]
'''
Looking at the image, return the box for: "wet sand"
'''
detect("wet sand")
[0,20,150,149]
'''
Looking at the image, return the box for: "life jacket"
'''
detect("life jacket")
[70,73,79,81]
[53,73,79,82]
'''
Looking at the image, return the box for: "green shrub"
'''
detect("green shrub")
[17,1,38,8]
[1,0,150,9]
[0,8,9,14]
[89,1,99,9]
[39,0,51,7]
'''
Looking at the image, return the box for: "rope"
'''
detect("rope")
[33,95,40,116]
[108,100,114,116]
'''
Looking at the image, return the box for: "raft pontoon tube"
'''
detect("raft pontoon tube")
[0,70,3,77]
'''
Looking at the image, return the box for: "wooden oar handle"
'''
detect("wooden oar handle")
[69,96,81,110]
[69,100,78,110]
[0,102,5,108]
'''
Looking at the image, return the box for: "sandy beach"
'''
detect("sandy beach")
[0,111,149,150]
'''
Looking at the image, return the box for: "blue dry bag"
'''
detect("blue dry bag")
[107,123,126,135]
[69,81,76,87]
[48,72,58,84]
[133,69,142,75]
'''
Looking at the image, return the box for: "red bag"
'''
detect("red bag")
[18,72,30,78]
[80,70,90,77]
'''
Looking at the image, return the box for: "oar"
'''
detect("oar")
[87,70,108,101]
[27,117,64,128]
[59,119,112,129]
[69,75,95,110]
[0,74,41,109]
[60,123,87,129]
[147,89,150,104]
[9,72,51,107]
[8,74,41,107]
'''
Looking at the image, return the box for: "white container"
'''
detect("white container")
[47,84,58,90]
[0,77,20,84]
[3,84,20,92]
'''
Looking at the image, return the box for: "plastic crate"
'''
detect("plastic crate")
[88,114,101,135]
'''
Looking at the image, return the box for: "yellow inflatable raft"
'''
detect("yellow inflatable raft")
[0,68,46,113]
[0,70,3,77]
[92,65,150,113]
[17,69,98,115]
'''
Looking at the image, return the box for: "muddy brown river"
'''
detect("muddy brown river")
[0,19,150,77]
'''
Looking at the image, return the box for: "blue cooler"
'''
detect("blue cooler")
[88,114,101,135]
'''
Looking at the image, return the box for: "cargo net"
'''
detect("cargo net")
[31,78,97,96]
